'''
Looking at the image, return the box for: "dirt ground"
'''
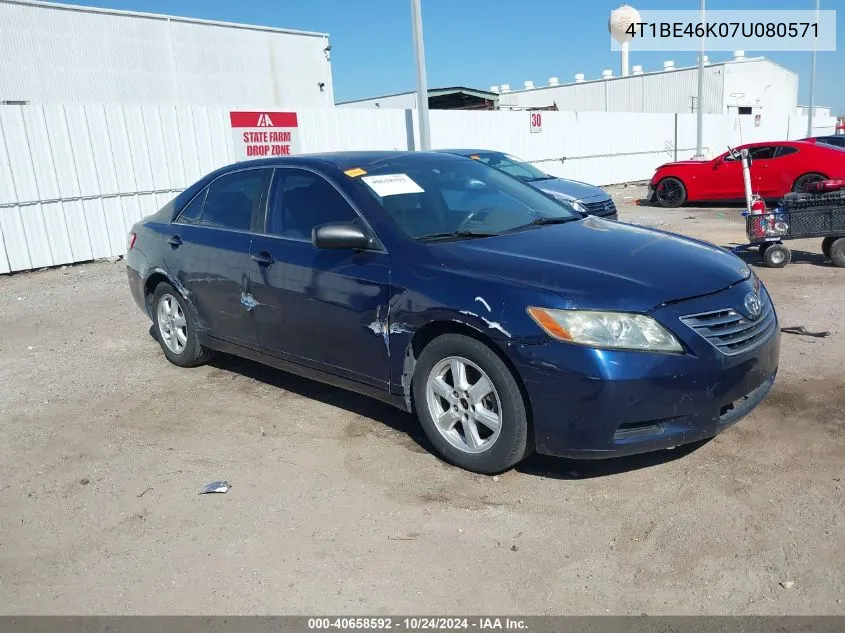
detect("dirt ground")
[1,187,843,615]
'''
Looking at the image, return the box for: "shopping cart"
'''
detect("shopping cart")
[733,190,845,268]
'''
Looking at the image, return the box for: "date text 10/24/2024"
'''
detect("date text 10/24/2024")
[307,618,527,631]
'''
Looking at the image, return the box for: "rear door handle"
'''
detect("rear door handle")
[167,235,182,247]
[251,251,274,266]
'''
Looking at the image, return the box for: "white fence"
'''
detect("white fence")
[0,104,837,273]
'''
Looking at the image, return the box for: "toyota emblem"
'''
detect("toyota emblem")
[744,292,762,319]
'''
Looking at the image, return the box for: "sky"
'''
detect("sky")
[56,0,845,113]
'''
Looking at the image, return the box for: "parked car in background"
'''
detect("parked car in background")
[801,135,845,150]
[439,149,617,220]
[649,141,845,207]
[127,151,778,474]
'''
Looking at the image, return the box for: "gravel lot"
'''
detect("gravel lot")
[1,188,843,615]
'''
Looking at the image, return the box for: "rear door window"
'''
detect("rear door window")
[201,169,269,232]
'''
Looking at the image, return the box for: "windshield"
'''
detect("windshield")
[352,155,580,240]
[466,152,551,182]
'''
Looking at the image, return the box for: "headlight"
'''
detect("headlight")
[527,307,684,353]
[569,200,588,215]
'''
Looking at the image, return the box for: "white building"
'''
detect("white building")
[0,0,334,107]
[494,54,798,117]
[337,87,500,110]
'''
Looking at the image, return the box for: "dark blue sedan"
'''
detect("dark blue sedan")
[126,151,779,474]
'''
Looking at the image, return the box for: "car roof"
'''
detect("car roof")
[438,148,502,156]
[218,150,462,173]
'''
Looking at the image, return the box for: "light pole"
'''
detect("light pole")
[694,0,705,158]
[806,0,820,138]
[410,0,431,150]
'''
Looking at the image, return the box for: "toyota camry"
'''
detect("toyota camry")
[127,151,779,474]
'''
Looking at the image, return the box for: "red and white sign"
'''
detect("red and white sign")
[229,111,300,160]
[530,111,543,134]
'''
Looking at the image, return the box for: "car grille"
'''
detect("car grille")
[582,198,616,216]
[680,290,775,356]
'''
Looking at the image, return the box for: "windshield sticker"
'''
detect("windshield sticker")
[469,155,481,160]
[344,167,367,178]
[361,174,425,197]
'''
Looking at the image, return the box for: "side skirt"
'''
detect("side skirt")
[200,334,410,412]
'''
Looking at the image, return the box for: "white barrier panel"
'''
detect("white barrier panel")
[0,103,837,273]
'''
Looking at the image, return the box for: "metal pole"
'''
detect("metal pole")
[806,0,820,138]
[694,0,705,158]
[410,0,431,150]
[621,42,629,77]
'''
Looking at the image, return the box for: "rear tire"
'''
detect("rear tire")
[792,173,827,193]
[654,177,687,208]
[412,334,532,474]
[762,243,791,268]
[151,282,213,367]
[822,237,836,259]
[829,238,845,268]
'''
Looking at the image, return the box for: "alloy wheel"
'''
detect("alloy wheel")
[157,293,187,354]
[425,356,502,454]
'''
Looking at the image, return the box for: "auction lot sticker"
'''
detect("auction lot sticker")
[230,111,300,161]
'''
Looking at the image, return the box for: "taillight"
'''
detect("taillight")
[127,232,137,251]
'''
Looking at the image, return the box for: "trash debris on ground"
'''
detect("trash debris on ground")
[387,533,418,541]
[684,216,697,220]
[780,326,830,338]
[492,476,500,482]
[199,480,230,494]
[106,255,122,264]
[137,487,153,498]
[780,580,795,589]
[510,544,519,552]
[79,478,90,486]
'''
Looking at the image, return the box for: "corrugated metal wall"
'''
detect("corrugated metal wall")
[498,65,726,114]
[336,93,419,109]
[0,0,334,108]
[0,104,837,274]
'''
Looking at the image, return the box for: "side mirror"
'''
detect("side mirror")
[312,223,371,250]
[714,157,723,168]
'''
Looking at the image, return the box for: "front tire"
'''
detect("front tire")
[412,334,532,474]
[654,177,687,208]
[152,282,213,367]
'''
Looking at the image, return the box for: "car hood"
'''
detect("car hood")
[431,217,750,312]
[533,177,606,201]
[656,159,710,170]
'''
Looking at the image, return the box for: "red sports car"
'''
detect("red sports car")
[649,141,845,207]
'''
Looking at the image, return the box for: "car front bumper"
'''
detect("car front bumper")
[509,280,780,458]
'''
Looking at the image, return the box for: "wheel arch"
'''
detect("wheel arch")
[792,172,828,191]
[143,269,190,316]
[405,320,533,427]
[654,175,688,205]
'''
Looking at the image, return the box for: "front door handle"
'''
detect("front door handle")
[167,235,182,248]
[251,251,274,266]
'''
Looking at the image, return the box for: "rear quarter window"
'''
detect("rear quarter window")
[175,189,207,224]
